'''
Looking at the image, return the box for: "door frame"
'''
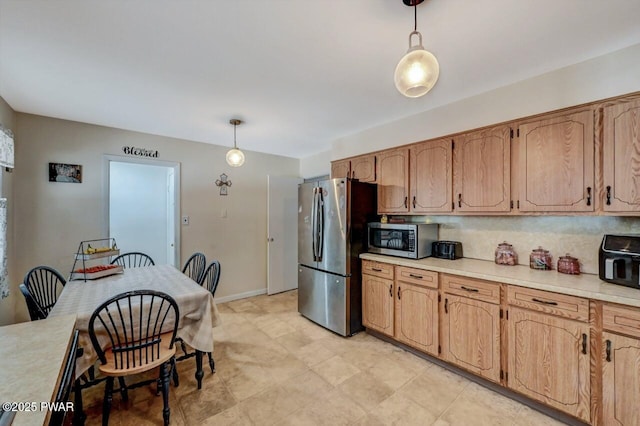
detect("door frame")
[102,155,181,267]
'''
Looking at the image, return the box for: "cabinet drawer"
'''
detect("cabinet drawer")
[507,286,589,322]
[396,266,438,289]
[441,274,500,304]
[362,260,394,279]
[603,303,640,338]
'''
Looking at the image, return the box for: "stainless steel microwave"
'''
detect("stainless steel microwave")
[367,223,438,259]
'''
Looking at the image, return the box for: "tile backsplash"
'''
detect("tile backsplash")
[400,216,639,275]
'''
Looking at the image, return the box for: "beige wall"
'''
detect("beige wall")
[0,97,15,325]
[13,114,299,322]
[299,150,330,179]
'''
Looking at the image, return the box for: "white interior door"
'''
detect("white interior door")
[267,175,303,295]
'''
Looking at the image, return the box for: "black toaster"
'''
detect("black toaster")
[432,241,463,260]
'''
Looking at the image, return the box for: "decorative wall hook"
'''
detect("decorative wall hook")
[215,173,232,196]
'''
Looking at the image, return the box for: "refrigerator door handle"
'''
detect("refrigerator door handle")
[317,189,324,262]
[311,187,317,261]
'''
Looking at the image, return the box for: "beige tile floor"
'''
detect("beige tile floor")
[77,290,568,425]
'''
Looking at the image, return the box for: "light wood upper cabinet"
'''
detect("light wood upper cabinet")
[377,148,410,213]
[410,139,453,213]
[394,268,439,356]
[453,125,511,212]
[362,274,394,337]
[603,98,640,212]
[330,159,351,179]
[507,304,591,422]
[351,154,376,182]
[517,108,595,212]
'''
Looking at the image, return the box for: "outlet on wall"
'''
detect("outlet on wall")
[182,216,189,225]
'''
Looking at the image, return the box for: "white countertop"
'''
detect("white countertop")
[0,315,77,426]
[360,253,640,308]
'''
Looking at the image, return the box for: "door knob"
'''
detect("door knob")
[268,238,274,242]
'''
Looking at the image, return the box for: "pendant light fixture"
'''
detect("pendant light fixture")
[226,119,245,167]
[394,0,439,98]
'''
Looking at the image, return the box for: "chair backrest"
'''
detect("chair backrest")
[23,266,67,318]
[182,252,206,283]
[88,290,179,371]
[111,252,155,268]
[19,283,48,321]
[200,261,221,297]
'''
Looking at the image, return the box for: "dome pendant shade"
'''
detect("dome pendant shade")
[394,30,439,98]
[226,118,245,167]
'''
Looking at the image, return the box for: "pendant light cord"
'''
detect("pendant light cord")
[233,123,237,149]
[414,2,417,31]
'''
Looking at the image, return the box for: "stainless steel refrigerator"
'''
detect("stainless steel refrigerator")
[298,178,377,336]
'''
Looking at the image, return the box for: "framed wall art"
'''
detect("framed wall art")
[49,162,82,183]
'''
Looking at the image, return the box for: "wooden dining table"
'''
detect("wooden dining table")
[49,264,221,390]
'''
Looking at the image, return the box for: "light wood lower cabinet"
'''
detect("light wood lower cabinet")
[394,268,439,356]
[441,291,501,382]
[600,303,640,425]
[507,306,591,422]
[602,332,640,426]
[362,273,394,337]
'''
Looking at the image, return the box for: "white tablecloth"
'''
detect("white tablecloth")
[49,264,220,377]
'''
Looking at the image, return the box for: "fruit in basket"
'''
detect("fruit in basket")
[84,244,96,255]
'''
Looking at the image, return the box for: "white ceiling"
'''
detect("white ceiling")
[1,1,640,159]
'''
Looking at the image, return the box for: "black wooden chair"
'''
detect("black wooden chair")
[175,260,221,375]
[181,252,206,283]
[110,252,155,268]
[21,266,67,320]
[19,283,47,321]
[200,260,221,373]
[88,290,179,426]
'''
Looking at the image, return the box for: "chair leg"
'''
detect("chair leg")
[171,357,179,387]
[160,362,171,426]
[207,352,215,373]
[72,378,86,426]
[102,377,114,426]
[117,377,128,402]
[180,340,189,356]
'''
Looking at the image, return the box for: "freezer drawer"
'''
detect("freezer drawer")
[298,266,350,336]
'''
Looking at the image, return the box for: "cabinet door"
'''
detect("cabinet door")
[517,109,594,212]
[362,274,394,337]
[410,139,453,213]
[441,294,501,382]
[377,148,409,213]
[453,126,511,212]
[394,282,438,356]
[351,154,376,182]
[507,307,590,422]
[602,332,640,425]
[330,159,351,179]
[603,98,640,212]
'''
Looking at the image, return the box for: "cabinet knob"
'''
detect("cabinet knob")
[389,284,393,298]
[458,193,462,208]
[606,186,612,205]
[586,187,591,206]
[605,339,612,362]
[581,333,588,355]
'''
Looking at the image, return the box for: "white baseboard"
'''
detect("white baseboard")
[214,288,267,304]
